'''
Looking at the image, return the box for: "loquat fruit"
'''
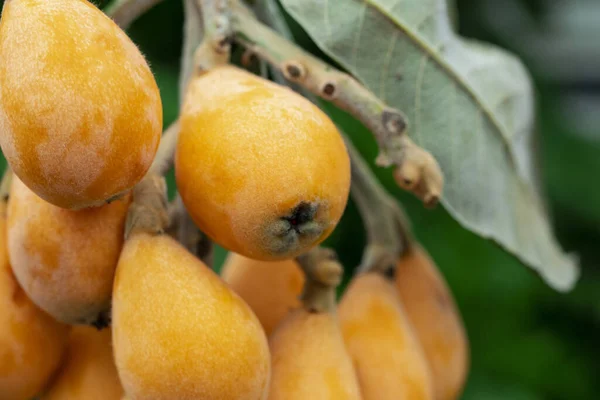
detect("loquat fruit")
[267,252,361,399]
[176,66,350,260]
[221,252,305,336]
[41,326,124,400]
[0,182,70,400]
[339,271,434,400]
[112,233,271,400]
[395,245,469,400]
[7,176,130,325]
[0,0,162,209]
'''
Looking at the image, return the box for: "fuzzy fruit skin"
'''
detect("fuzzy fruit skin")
[338,272,434,400]
[7,176,130,325]
[0,0,162,209]
[176,66,350,261]
[221,253,304,336]
[112,233,271,400]
[41,326,124,400]
[395,246,469,400]
[267,308,362,400]
[0,200,70,400]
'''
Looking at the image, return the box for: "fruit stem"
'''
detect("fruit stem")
[104,0,166,29]
[124,174,169,239]
[296,247,343,314]
[230,0,443,207]
[194,0,233,72]
[343,133,416,276]
[149,120,180,176]
[167,195,214,267]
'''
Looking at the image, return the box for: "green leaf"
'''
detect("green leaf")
[279,0,579,291]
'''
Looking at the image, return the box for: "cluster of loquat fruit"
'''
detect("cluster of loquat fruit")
[0,1,469,400]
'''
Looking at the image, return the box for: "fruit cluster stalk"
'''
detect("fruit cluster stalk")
[344,134,415,274]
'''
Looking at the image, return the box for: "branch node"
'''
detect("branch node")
[375,152,392,167]
[392,140,443,208]
[382,109,407,136]
[321,82,337,99]
[194,0,232,72]
[241,48,257,67]
[216,35,233,53]
[282,61,306,81]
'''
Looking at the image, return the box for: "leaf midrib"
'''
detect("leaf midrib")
[362,0,519,168]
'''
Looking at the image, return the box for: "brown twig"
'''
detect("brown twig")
[104,0,166,29]
[231,2,443,207]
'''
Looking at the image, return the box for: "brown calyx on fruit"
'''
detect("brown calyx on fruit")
[263,201,328,257]
[90,309,111,331]
[282,202,320,235]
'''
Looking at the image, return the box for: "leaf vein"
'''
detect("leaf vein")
[351,2,368,68]
[414,54,429,145]
[324,0,332,42]
[379,31,398,102]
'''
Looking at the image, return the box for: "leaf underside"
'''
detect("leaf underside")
[280,0,579,291]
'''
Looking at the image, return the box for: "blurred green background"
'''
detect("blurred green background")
[3,0,599,399]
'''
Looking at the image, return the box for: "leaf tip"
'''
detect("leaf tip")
[541,252,581,293]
